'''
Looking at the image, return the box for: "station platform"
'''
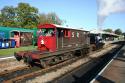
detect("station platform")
[93,45,125,83]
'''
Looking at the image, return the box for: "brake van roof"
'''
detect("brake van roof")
[38,24,89,32]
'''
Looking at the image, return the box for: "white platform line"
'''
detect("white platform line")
[90,46,123,83]
[0,56,15,61]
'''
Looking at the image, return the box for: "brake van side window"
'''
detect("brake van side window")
[57,29,64,37]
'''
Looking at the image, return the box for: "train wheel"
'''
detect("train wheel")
[75,50,82,56]
[81,49,84,55]
[84,48,89,56]
[14,52,22,61]
[41,60,47,68]
[58,56,63,61]
[91,44,96,51]
[23,55,33,66]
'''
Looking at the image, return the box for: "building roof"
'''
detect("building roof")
[90,29,119,37]
[0,26,34,38]
[0,26,34,32]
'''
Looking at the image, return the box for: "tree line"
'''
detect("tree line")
[103,28,124,35]
[0,3,63,29]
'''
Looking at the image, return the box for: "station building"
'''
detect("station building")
[0,26,36,48]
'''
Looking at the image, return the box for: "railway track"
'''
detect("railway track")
[0,44,115,83]
[1,54,87,83]
[52,42,124,83]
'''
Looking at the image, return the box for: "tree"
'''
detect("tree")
[103,28,113,33]
[123,32,125,39]
[39,12,63,25]
[47,12,62,25]
[38,13,48,24]
[1,6,16,27]
[16,3,39,28]
[0,3,64,28]
[122,32,125,35]
[0,3,39,28]
[114,29,122,35]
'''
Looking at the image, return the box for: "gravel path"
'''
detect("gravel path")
[0,58,26,72]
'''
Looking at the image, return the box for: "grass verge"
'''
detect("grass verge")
[0,46,37,56]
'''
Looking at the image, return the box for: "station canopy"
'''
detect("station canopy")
[0,26,34,39]
[90,29,119,37]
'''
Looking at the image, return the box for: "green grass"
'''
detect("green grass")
[0,46,37,56]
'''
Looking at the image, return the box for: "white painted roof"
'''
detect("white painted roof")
[90,29,119,36]
[52,24,89,32]
[90,29,105,34]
